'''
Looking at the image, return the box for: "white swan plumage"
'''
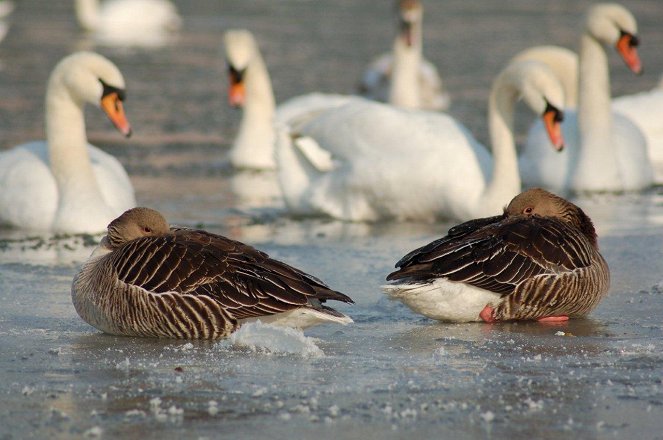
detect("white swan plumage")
[359,0,449,111]
[0,51,136,233]
[275,59,564,222]
[612,87,663,181]
[75,0,181,47]
[519,3,653,193]
[223,29,355,170]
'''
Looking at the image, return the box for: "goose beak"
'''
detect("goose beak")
[616,31,642,74]
[542,103,564,152]
[101,92,132,138]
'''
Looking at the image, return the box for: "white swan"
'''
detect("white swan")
[0,52,136,233]
[612,87,663,181]
[519,3,652,193]
[358,0,449,111]
[223,29,354,170]
[75,0,181,47]
[275,59,564,222]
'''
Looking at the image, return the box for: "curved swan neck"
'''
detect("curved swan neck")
[45,75,105,213]
[389,19,423,108]
[232,46,276,167]
[576,31,620,180]
[482,75,520,208]
[75,0,100,31]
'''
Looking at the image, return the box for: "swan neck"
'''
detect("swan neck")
[75,0,100,31]
[576,32,618,175]
[483,79,520,207]
[232,48,276,167]
[45,79,101,201]
[389,21,422,108]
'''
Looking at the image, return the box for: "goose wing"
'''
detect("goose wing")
[108,228,353,320]
[387,216,593,296]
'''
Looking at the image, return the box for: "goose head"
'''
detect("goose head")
[502,60,565,151]
[506,188,598,245]
[105,207,170,249]
[396,0,422,47]
[223,29,258,107]
[586,3,641,74]
[50,51,132,136]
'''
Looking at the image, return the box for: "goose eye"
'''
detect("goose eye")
[524,207,533,214]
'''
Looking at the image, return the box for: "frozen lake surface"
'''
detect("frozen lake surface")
[2,1,663,438]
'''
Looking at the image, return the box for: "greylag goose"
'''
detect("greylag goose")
[72,208,354,339]
[358,0,449,111]
[383,188,609,322]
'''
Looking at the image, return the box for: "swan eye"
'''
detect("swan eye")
[524,207,533,215]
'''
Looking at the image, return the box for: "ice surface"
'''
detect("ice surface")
[2,1,663,439]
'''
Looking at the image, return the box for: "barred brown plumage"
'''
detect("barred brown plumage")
[72,207,353,339]
[383,188,610,322]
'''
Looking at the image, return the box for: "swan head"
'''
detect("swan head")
[50,51,132,136]
[224,29,259,107]
[396,0,422,47]
[105,207,170,249]
[586,3,641,74]
[504,60,565,151]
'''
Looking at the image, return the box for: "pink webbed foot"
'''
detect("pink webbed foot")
[537,315,569,323]
[480,305,496,323]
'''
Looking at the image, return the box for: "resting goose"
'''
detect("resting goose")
[519,3,652,193]
[276,59,564,222]
[383,188,610,323]
[358,0,449,111]
[72,208,354,339]
[0,51,135,233]
[224,29,354,170]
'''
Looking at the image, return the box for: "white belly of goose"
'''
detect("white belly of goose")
[382,278,503,322]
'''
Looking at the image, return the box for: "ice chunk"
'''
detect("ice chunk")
[227,321,324,358]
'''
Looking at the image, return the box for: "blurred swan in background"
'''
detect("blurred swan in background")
[75,0,181,47]
[275,59,564,222]
[224,29,355,170]
[358,0,449,111]
[518,3,653,192]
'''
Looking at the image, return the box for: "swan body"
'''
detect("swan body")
[0,52,135,233]
[384,188,610,322]
[359,0,449,110]
[75,0,181,46]
[72,208,354,339]
[276,59,564,222]
[612,89,663,181]
[520,3,653,193]
[224,29,354,170]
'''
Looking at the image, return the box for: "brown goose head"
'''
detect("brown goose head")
[505,188,598,247]
[105,207,170,249]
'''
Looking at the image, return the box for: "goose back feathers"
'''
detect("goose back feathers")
[72,208,353,339]
[384,188,609,322]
